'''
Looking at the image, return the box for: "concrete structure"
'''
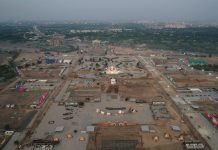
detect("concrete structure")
[55,126,64,132]
[63,59,72,64]
[141,125,150,132]
[170,125,181,132]
[177,88,218,103]
[86,126,95,132]
[110,78,116,85]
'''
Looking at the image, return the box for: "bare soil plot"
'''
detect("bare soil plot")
[196,57,218,65]
[113,46,135,55]
[171,73,218,88]
[0,89,43,106]
[86,46,106,55]
[23,67,60,79]
[0,53,11,65]
[0,108,36,130]
[193,100,218,113]
[77,70,98,76]
[15,51,44,62]
[0,89,42,130]
[118,78,159,100]
[87,126,144,150]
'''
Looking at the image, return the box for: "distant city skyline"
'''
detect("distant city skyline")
[0,0,218,22]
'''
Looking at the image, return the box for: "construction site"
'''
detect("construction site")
[0,44,217,150]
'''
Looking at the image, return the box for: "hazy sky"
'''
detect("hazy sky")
[0,0,217,22]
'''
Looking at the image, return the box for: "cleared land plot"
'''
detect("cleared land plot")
[15,52,44,63]
[170,73,218,88]
[119,79,160,100]
[67,80,101,102]
[69,90,101,102]
[87,126,143,150]
[0,53,11,65]
[193,100,218,113]
[0,89,43,106]
[196,57,218,65]
[22,66,61,79]
[113,47,135,55]
[86,46,106,55]
[0,109,36,130]
[0,89,43,130]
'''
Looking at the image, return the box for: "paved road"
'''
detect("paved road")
[137,55,186,105]
[186,113,218,150]
[25,103,88,150]
[54,80,71,102]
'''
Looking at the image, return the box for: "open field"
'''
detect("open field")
[170,73,218,88]
[0,88,44,130]
[196,57,218,65]
[22,66,61,79]
[118,78,160,100]
[0,89,43,106]
[15,51,44,63]
[0,53,11,65]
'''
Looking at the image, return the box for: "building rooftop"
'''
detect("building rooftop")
[55,126,64,132]
[170,125,181,131]
[86,126,95,132]
[141,125,150,132]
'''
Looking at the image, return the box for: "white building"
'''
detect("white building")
[63,59,72,64]
[111,78,116,85]
[106,66,120,75]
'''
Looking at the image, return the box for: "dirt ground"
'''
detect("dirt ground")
[146,143,184,150]
[193,100,218,113]
[171,73,218,88]
[87,125,190,150]
[118,78,160,100]
[23,67,60,79]
[197,56,218,65]
[0,89,43,130]
[0,53,11,65]
[112,46,135,55]
[77,70,98,76]
[0,79,15,91]
[87,126,144,150]
[86,46,106,56]
[0,89,43,106]
[0,108,35,129]
[15,51,44,62]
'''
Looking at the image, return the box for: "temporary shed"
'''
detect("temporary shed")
[86,126,95,132]
[141,125,150,132]
[170,125,181,132]
[55,126,64,132]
